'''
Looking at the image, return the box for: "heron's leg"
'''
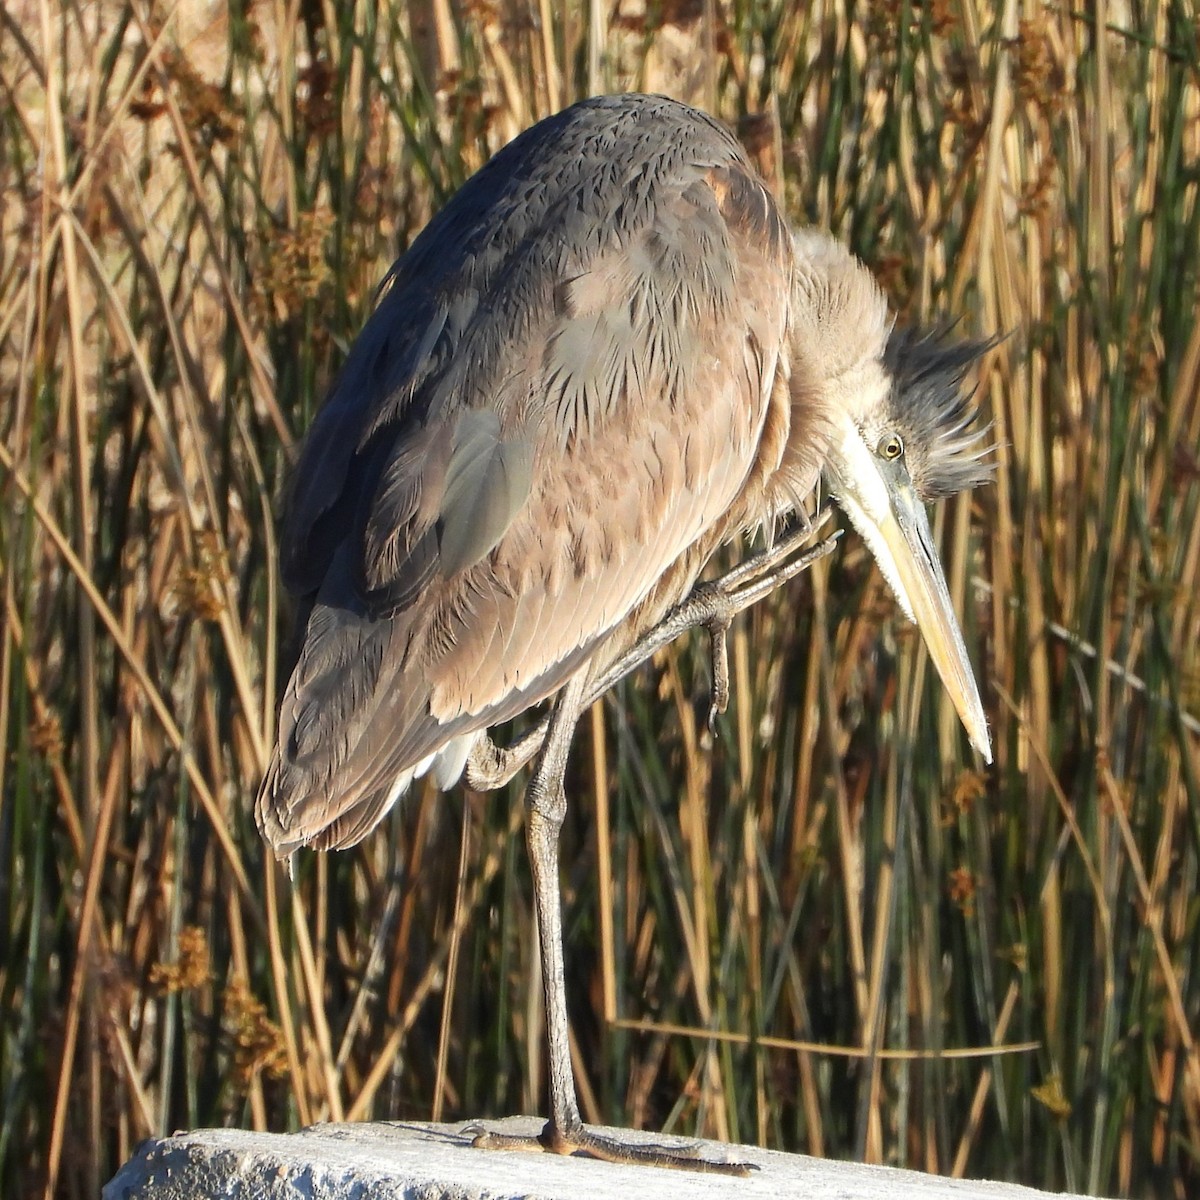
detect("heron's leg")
[523,671,587,1143]
[465,516,841,789]
[587,512,841,722]
[469,672,754,1175]
[467,672,586,1157]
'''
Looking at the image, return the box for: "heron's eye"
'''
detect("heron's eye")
[877,433,904,461]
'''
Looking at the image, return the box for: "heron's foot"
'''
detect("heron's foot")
[706,615,731,731]
[587,511,841,713]
[465,1120,756,1176]
[465,724,548,791]
[463,509,841,790]
[691,510,840,730]
[695,505,840,619]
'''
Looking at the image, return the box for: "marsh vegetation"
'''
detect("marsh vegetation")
[2,2,1198,1195]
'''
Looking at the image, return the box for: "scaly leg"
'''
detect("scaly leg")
[465,511,840,784]
[469,673,754,1174]
[589,508,840,711]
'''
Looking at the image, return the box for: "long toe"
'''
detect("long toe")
[468,1120,756,1176]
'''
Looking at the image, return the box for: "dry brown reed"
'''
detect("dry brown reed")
[1,1,1198,1197]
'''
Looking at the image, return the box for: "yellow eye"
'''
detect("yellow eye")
[878,434,904,461]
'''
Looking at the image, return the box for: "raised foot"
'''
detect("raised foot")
[462,510,841,795]
[465,1121,756,1176]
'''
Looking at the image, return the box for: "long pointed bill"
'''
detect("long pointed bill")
[832,465,992,763]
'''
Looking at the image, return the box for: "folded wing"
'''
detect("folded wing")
[258,96,795,853]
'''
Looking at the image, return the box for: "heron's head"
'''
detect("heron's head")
[789,230,994,762]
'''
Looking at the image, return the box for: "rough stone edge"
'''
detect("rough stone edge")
[103,1118,1105,1200]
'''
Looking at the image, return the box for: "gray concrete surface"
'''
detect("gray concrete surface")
[103,1117,1103,1199]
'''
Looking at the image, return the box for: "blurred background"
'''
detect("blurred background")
[2,1,1199,1196]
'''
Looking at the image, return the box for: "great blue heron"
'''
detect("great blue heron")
[257,93,992,1173]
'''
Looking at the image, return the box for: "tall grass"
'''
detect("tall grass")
[1,1,1198,1196]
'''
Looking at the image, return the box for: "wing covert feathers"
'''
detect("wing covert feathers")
[257,95,797,854]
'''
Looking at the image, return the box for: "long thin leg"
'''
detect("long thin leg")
[469,672,753,1174]
[524,671,586,1145]
[465,513,840,791]
[465,515,836,1171]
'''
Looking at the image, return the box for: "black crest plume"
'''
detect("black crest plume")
[885,325,996,501]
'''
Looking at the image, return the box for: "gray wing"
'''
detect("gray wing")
[258,95,794,853]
